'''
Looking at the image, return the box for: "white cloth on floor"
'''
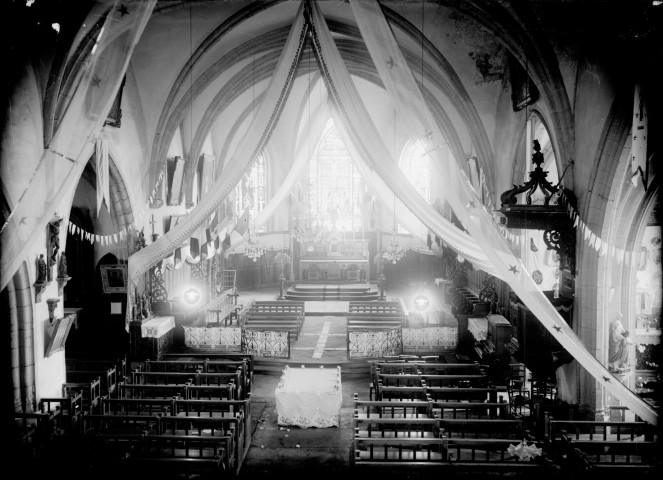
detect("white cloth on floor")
[275,365,342,428]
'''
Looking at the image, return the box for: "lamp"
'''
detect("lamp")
[182,286,201,306]
[244,232,265,262]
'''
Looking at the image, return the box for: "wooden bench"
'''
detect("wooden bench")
[248,300,305,312]
[444,438,556,472]
[426,387,497,403]
[347,316,405,329]
[439,418,526,440]
[243,324,300,341]
[62,377,102,413]
[67,355,127,380]
[354,395,431,419]
[131,370,198,385]
[83,433,235,476]
[353,437,448,465]
[81,413,162,435]
[429,401,511,419]
[548,419,657,442]
[174,398,252,453]
[377,385,428,401]
[420,374,488,388]
[349,301,404,314]
[416,362,485,375]
[117,382,189,399]
[141,358,252,397]
[67,366,118,398]
[376,373,422,388]
[101,396,175,416]
[354,417,441,439]
[562,439,658,471]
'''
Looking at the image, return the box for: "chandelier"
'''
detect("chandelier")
[382,229,406,264]
[244,233,265,262]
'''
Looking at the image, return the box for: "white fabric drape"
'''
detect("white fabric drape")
[127,1,309,324]
[345,0,656,424]
[1,0,156,290]
[95,137,110,214]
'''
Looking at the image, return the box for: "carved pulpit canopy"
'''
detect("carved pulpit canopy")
[496,140,577,276]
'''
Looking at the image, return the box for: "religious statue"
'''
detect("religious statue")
[141,292,151,318]
[608,315,632,372]
[57,252,68,279]
[135,228,146,253]
[37,254,48,284]
[49,217,62,267]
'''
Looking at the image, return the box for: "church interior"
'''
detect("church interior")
[2,0,662,477]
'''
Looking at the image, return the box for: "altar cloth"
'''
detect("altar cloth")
[275,365,342,428]
[141,315,175,338]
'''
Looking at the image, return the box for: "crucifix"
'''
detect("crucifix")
[149,214,158,242]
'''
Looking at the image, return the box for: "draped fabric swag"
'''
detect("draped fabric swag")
[344,0,656,424]
[0,0,156,290]
[123,0,656,424]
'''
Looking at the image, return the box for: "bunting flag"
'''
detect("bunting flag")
[188,237,200,264]
[631,82,648,188]
[173,247,183,269]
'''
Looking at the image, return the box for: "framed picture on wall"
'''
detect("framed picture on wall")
[101,264,127,293]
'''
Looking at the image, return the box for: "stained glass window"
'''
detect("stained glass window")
[399,139,431,204]
[308,119,362,232]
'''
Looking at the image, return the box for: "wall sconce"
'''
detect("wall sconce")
[46,297,60,325]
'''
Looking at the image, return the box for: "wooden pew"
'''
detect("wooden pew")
[142,357,252,397]
[100,397,175,416]
[348,301,404,314]
[347,316,405,330]
[354,395,431,419]
[131,370,198,385]
[67,355,127,380]
[377,385,428,401]
[161,352,254,375]
[416,362,485,375]
[117,382,189,400]
[444,438,556,472]
[81,413,162,435]
[562,439,658,471]
[439,418,526,440]
[141,360,203,373]
[548,419,657,442]
[376,373,422,388]
[429,401,511,420]
[62,377,102,413]
[67,366,119,398]
[248,300,305,313]
[426,387,497,403]
[354,417,441,439]
[83,433,235,476]
[353,437,448,465]
[159,414,245,470]
[420,374,488,388]
[174,398,252,453]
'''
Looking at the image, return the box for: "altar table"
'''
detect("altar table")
[275,365,342,428]
[141,315,175,338]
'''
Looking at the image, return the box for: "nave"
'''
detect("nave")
[14,286,661,479]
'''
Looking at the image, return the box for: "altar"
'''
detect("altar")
[129,315,175,360]
[275,365,342,428]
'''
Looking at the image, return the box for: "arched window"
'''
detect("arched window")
[308,118,362,232]
[235,154,266,232]
[399,139,431,203]
[397,139,431,233]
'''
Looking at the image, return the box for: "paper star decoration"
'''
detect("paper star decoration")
[553,325,562,332]
[508,265,519,274]
[91,75,101,87]
[602,376,611,383]
[466,200,476,209]
[118,4,129,16]
[386,56,396,69]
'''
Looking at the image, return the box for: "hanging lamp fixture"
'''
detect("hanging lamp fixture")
[382,194,406,264]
